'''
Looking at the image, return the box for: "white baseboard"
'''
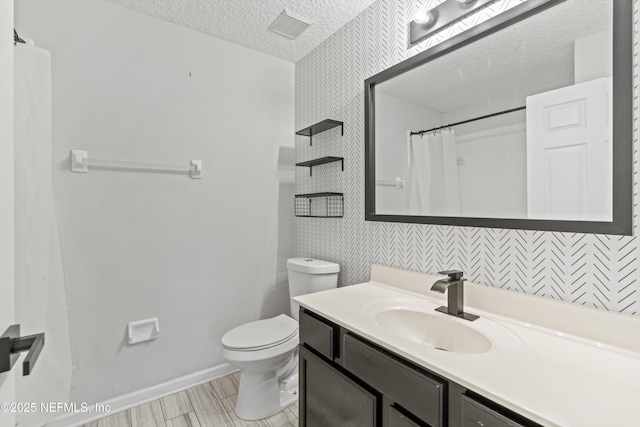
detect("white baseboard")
[45,363,236,427]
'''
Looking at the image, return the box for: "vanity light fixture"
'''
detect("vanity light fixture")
[410,0,493,45]
[413,9,435,26]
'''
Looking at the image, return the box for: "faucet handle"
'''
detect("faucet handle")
[438,270,464,281]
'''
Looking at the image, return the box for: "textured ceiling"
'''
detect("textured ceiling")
[104,0,379,62]
[378,0,611,113]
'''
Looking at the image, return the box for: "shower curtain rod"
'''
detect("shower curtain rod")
[410,105,526,136]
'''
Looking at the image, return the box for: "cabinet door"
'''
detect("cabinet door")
[387,404,425,427]
[299,345,378,427]
[461,396,525,427]
[343,333,444,427]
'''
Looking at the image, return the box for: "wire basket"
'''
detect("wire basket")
[295,193,344,218]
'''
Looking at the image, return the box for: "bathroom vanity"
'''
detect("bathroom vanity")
[295,265,640,427]
[298,309,533,427]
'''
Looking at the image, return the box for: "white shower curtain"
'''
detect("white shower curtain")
[406,129,461,216]
[14,41,72,427]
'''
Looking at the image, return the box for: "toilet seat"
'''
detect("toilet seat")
[222,314,298,351]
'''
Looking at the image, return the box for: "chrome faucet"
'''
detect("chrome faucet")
[431,270,478,321]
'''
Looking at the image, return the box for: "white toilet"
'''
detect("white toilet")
[221,257,339,420]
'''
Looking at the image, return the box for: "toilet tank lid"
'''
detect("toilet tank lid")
[287,257,340,274]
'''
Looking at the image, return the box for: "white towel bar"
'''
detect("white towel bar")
[70,149,202,179]
[375,177,404,189]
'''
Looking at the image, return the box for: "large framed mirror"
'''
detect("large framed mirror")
[364,0,632,235]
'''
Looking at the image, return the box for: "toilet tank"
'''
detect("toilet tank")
[287,257,339,320]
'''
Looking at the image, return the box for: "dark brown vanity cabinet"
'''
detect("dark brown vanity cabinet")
[299,308,541,427]
[299,346,377,427]
[386,404,425,427]
[343,333,444,426]
[299,309,378,426]
[460,396,525,427]
[299,308,441,427]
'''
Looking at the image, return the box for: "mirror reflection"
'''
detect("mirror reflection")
[374,0,612,221]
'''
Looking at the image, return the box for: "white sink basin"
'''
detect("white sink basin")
[374,308,492,354]
[361,298,522,355]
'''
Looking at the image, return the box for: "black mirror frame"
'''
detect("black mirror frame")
[364,0,633,236]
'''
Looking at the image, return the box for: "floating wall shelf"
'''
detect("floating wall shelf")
[295,192,344,218]
[296,119,344,146]
[296,156,344,176]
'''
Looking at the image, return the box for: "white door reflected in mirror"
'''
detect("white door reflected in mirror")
[526,77,612,221]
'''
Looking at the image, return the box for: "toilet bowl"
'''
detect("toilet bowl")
[222,314,299,420]
[221,257,339,420]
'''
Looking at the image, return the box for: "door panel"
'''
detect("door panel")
[0,1,16,426]
[526,77,612,221]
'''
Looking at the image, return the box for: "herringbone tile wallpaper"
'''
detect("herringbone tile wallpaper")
[294,0,639,315]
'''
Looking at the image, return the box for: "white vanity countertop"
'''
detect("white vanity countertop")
[294,279,640,427]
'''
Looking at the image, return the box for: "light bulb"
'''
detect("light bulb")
[414,9,434,25]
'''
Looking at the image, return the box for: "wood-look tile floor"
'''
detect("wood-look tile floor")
[83,372,298,427]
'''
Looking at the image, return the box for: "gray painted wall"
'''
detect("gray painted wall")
[17,0,295,404]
